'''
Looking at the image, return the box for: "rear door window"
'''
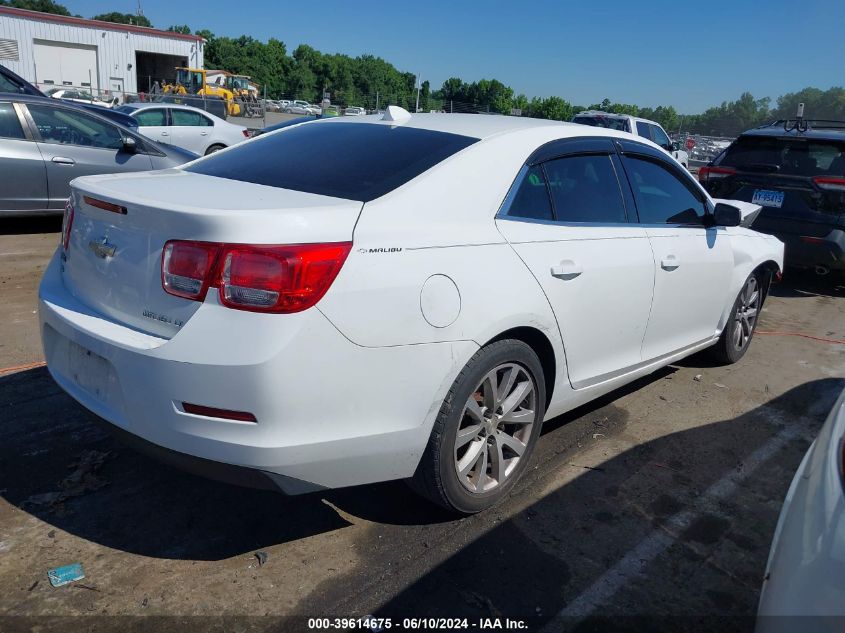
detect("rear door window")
[0,103,25,139]
[172,109,212,127]
[186,122,478,201]
[573,115,629,132]
[0,74,23,93]
[544,154,627,223]
[635,121,651,139]
[720,136,845,177]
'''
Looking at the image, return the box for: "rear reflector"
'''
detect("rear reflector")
[698,166,736,183]
[813,176,845,192]
[161,241,352,313]
[84,195,127,214]
[61,199,74,251]
[182,402,257,422]
[800,236,826,244]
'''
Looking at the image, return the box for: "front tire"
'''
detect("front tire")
[205,144,226,155]
[709,270,764,364]
[411,339,545,514]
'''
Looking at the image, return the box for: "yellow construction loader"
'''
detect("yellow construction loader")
[223,74,262,118]
[162,68,242,117]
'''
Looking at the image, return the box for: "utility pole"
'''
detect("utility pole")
[415,73,421,113]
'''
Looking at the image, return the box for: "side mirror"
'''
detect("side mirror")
[671,141,680,152]
[121,136,137,154]
[713,202,741,227]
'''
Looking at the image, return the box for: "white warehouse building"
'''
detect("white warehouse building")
[0,6,203,98]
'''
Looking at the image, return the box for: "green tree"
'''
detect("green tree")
[0,0,70,15]
[773,87,845,121]
[167,25,192,34]
[91,12,152,27]
[419,80,431,112]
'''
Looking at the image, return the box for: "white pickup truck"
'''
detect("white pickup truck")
[572,110,689,168]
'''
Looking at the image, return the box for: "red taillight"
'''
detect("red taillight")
[800,236,826,244]
[242,130,251,138]
[61,199,74,251]
[161,241,351,313]
[698,166,736,183]
[813,176,845,192]
[161,241,218,300]
[182,402,257,422]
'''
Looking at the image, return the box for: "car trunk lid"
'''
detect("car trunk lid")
[62,170,363,338]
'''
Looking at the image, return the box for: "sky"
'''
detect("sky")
[63,0,843,114]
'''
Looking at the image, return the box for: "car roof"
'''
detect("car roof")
[741,122,845,141]
[318,111,570,140]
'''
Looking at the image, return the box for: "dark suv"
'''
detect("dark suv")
[699,121,845,274]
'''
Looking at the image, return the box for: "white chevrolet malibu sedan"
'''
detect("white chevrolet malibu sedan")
[39,107,784,513]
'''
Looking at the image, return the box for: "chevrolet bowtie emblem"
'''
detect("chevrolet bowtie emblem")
[88,237,116,259]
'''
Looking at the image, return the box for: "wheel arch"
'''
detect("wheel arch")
[754,259,781,301]
[483,326,556,409]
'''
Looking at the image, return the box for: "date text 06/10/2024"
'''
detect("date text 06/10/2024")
[306,617,529,630]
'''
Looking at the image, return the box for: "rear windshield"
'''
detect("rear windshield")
[185,121,478,201]
[572,115,630,132]
[720,135,845,177]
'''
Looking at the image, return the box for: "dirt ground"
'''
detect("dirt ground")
[1,217,844,632]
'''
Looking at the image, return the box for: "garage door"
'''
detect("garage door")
[33,40,98,91]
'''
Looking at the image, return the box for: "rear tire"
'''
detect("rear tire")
[709,270,764,364]
[205,144,226,155]
[411,339,545,514]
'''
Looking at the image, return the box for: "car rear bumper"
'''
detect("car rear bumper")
[756,227,845,271]
[38,250,477,493]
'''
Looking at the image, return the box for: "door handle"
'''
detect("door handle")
[550,260,583,280]
[661,255,680,270]
[161,132,169,136]
[51,156,75,165]
[200,132,208,136]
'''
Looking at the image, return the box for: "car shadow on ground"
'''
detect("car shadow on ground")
[354,378,843,631]
[0,217,62,236]
[0,367,353,561]
[769,269,845,299]
[0,361,676,560]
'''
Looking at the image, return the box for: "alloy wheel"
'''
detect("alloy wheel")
[454,363,537,493]
[733,275,760,351]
